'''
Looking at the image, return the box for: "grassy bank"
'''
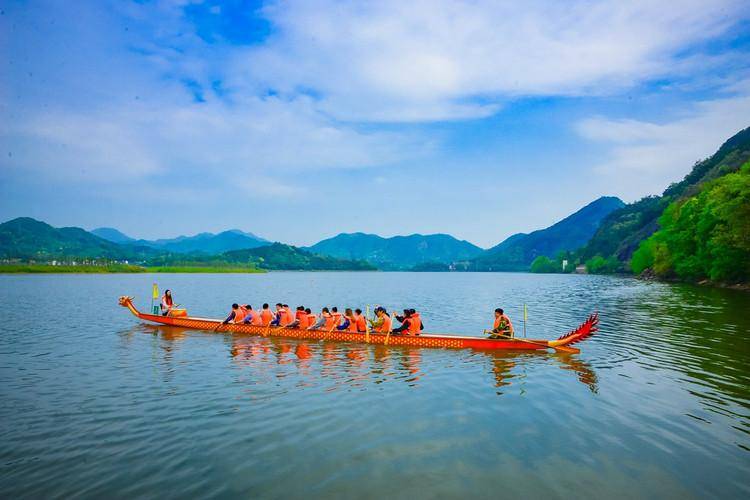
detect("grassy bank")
[0,263,147,273]
[0,264,265,274]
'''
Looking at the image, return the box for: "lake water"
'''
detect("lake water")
[1,272,749,498]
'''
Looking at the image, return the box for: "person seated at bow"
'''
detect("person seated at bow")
[488,308,514,338]
[161,289,174,316]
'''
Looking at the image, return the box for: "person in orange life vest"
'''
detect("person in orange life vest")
[330,307,343,329]
[354,308,367,332]
[390,309,411,335]
[489,308,514,338]
[408,309,423,335]
[372,307,392,333]
[303,308,316,329]
[307,307,331,330]
[286,306,305,328]
[260,303,273,326]
[283,304,294,326]
[223,303,241,324]
[234,304,248,323]
[271,303,285,326]
[161,289,174,316]
[240,305,257,324]
[276,304,291,326]
[337,308,354,331]
[293,306,307,329]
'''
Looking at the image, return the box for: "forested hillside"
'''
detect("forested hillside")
[631,161,750,283]
[579,126,750,273]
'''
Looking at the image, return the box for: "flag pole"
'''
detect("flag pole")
[152,283,159,315]
[523,304,527,338]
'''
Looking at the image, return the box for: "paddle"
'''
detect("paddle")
[483,330,580,354]
[365,305,371,343]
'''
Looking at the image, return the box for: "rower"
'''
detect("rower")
[260,303,273,326]
[223,303,241,324]
[338,308,354,331]
[240,305,254,324]
[391,309,413,335]
[372,307,392,333]
[331,307,342,329]
[408,309,423,335]
[489,308,514,338]
[283,304,294,326]
[307,307,331,330]
[354,308,367,333]
[234,304,248,323]
[271,303,284,326]
[161,289,174,316]
[286,306,305,328]
[304,308,316,329]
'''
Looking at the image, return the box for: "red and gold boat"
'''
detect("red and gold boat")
[119,296,598,352]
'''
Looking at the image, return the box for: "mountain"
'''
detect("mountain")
[306,232,484,270]
[91,227,135,244]
[93,227,269,254]
[142,230,269,254]
[579,126,750,264]
[470,196,625,271]
[223,243,376,271]
[0,218,157,260]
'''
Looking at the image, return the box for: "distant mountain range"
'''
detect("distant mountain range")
[1,195,626,272]
[470,196,625,271]
[0,218,158,260]
[0,218,370,271]
[92,227,269,254]
[306,233,483,270]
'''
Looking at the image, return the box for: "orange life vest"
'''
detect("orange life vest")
[347,315,358,332]
[355,314,367,332]
[260,309,273,326]
[493,314,513,333]
[234,307,247,323]
[251,311,263,326]
[408,312,422,335]
[375,314,392,333]
[323,312,335,330]
[306,313,317,327]
[331,311,342,328]
[298,313,309,329]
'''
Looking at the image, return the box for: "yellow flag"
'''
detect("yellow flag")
[152,283,159,299]
[524,304,528,322]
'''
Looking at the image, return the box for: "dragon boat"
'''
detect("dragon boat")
[119,296,597,352]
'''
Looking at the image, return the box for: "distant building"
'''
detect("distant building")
[575,264,587,274]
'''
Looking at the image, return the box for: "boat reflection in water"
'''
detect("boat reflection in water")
[132,325,598,394]
[226,334,596,394]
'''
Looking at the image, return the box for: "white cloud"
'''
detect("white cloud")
[232,0,750,121]
[577,90,750,200]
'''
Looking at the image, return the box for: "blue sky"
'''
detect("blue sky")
[1,0,750,248]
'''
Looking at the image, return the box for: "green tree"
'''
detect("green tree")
[631,161,750,283]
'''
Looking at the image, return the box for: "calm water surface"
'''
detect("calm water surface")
[1,272,749,498]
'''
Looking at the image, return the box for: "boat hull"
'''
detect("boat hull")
[120,297,597,352]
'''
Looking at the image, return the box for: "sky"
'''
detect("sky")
[1,0,750,248]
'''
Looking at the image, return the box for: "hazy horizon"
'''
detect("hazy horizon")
[2,1,750,247]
